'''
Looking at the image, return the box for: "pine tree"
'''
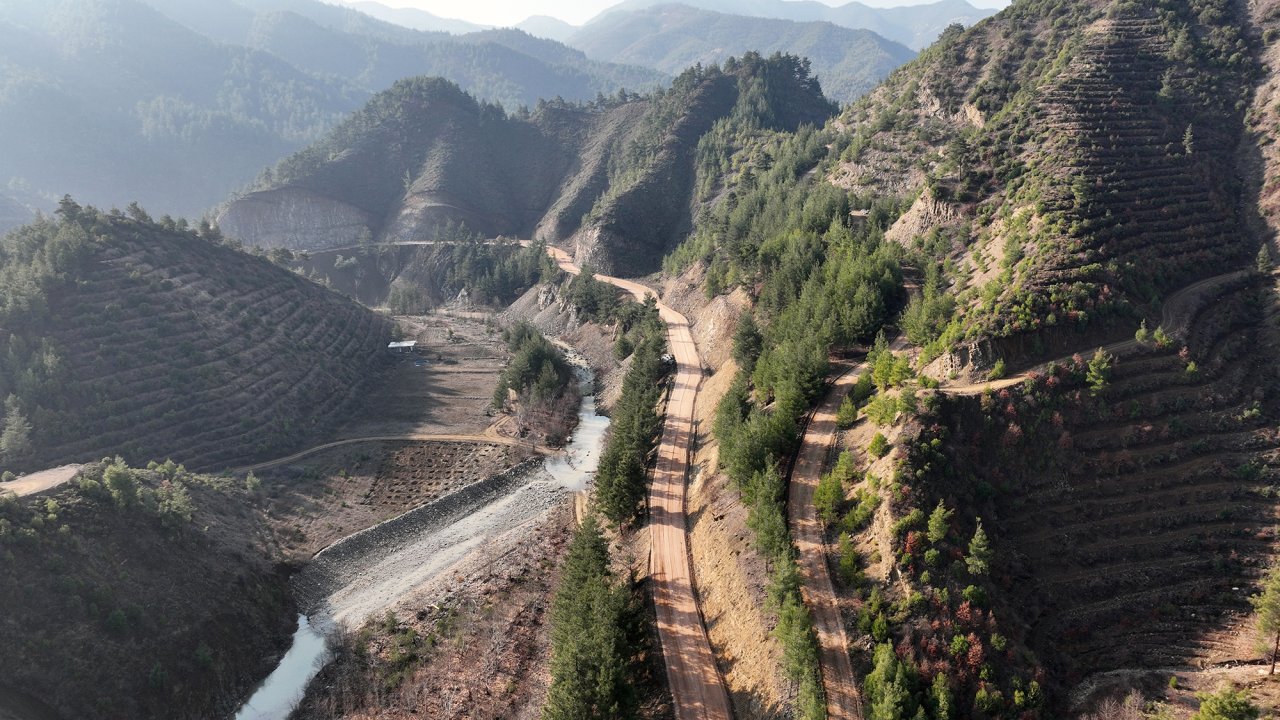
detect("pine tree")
[813,469,845,526]
[544,515,638,719]
[1251,561,1280,675]
[1086,348,1112,396]
[927,501,953,545]
[966,518,992,576]
[732,313,763,371]
[1258,244,1274,274]
[0,395,32,462]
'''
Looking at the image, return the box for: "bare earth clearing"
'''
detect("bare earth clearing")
[0,465,82,498]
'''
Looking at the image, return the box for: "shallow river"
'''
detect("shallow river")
[234,365,607,719]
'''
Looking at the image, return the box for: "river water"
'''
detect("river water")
[233,365,607,719]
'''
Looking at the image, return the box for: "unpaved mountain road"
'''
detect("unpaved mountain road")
[544,246,734,720]
[0,465,83,498]
[941,269,1255,395]
[790,364,866,720]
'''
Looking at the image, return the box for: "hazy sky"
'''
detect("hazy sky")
[376,0,1013,27]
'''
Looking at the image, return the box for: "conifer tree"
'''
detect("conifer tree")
[927,501,953,545]
[1250,561,1280,675]
[0,395,32,462]
[544,514,638,719]
[966,518,992,576]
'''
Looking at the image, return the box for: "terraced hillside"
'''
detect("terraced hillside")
[826,0,1255,373]
[0,202,392,473]
[1008,279,1273,677]
[219,54,837,275]
[875,272,1277,708]
[763,0,1280,713]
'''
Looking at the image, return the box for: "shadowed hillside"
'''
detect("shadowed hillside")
[220,54,838,275]
[0,460,292,720]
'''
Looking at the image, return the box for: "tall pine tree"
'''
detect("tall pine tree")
[544,515,639,719]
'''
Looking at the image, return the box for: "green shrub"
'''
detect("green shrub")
[987,359,1007,381]
[1192,686,1259,720]
[868,432,890,458]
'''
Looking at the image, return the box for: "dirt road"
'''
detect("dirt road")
[0,465,82,498]
[790,365,866,720]
[234,434,552,474]
[942,269,1254,395]
[544,246,734,720]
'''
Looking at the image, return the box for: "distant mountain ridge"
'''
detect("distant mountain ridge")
[567,4,916,104]
[0,0,665,226]
[603,0,995,49]
[516,14,578,41]
[338,0,488,33]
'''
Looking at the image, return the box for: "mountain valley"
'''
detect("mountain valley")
[8,0,1280,719]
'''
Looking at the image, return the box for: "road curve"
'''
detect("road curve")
[941,269,1255,396]
[544,246,734,720]
[233,434,553,474]
[790,365,865,720]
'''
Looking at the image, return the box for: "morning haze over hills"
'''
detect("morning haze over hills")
[0,0,990,233]
[8,0,1280,719]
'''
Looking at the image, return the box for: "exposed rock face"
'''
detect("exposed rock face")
[884,188,959,246]
[218,187,372,250]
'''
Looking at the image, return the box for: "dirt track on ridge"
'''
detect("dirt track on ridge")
[942,269,1253,395]
[234,433,552,474]
[545,246,734,720]
[0,465,83,498]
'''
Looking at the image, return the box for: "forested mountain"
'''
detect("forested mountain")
[657,0,1280,713]
[566,4,916,104]
[0,199,392,474]
[602,0,997,49]
[220,53,838,274]
[0,0,664,229]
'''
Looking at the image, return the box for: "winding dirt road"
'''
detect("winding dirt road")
[941,269,1254,395]
[790,364,866,720]
[544,246,734,720]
